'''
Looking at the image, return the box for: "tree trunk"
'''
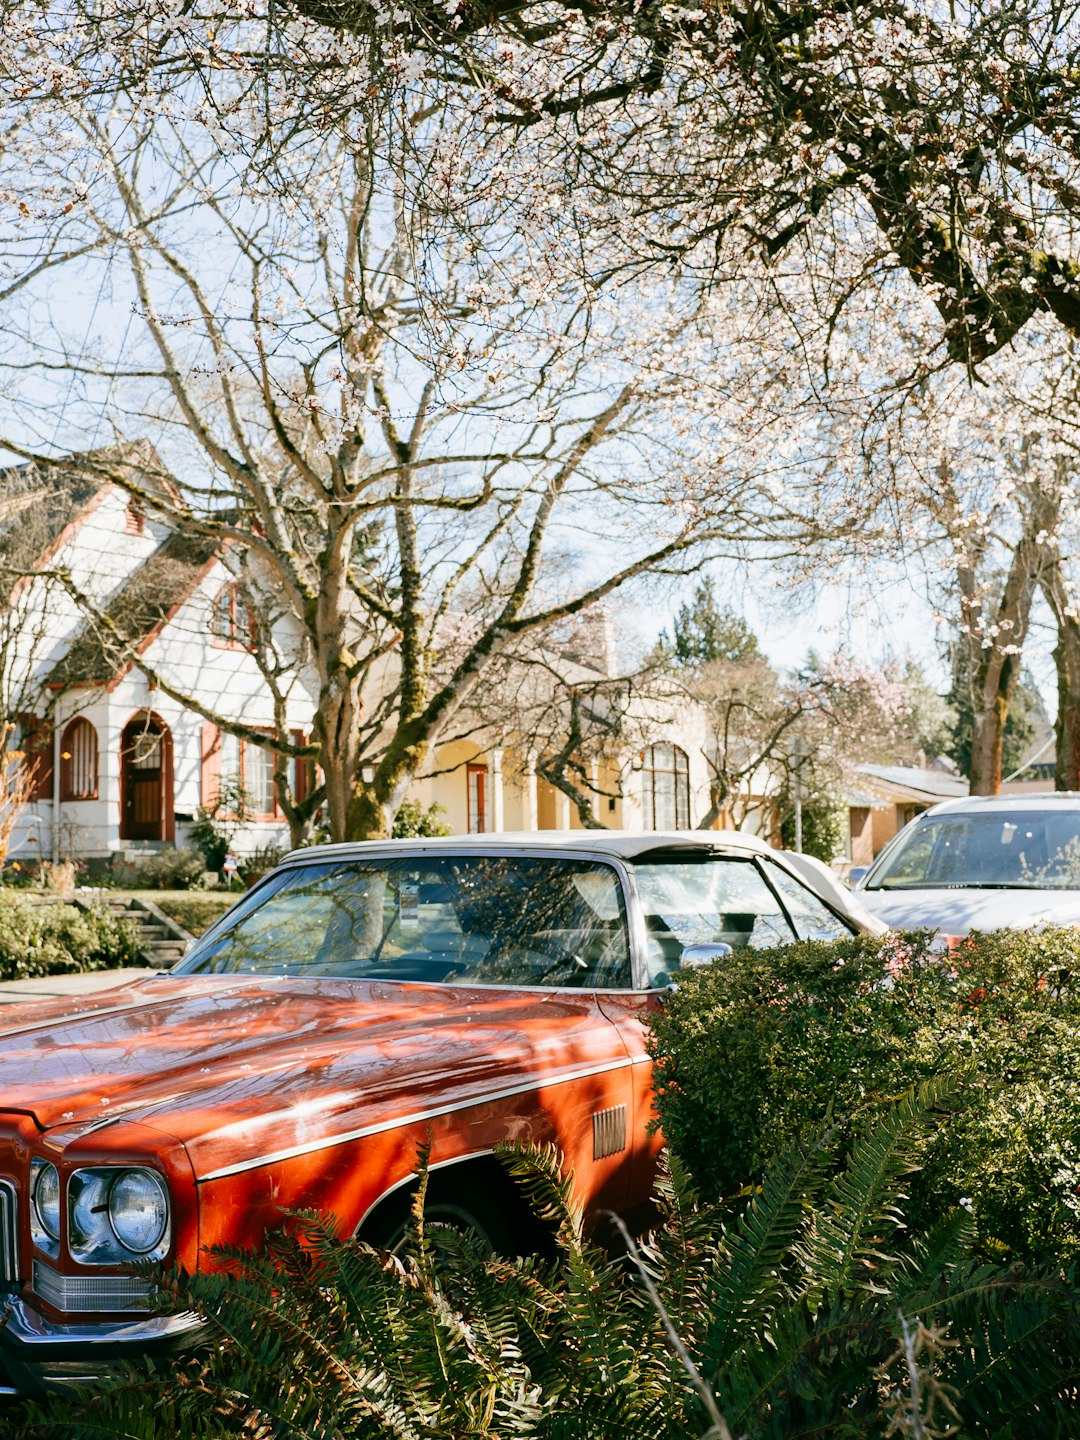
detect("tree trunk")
[968,685,1012,796]
[315,686,362,843]
[1052,621,1080,791]
[345,726,431,840]
[952,493,1054,796]
[1041,558,1080,791]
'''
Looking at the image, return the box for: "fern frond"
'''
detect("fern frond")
[922,1262,1080,1428]
[798,1077,955,1305]
[495,1140,583,1250]
[698,1129,836,1373]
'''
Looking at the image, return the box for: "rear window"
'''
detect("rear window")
[630,852,854,987]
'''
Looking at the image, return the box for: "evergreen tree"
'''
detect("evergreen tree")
[662,579,763,670]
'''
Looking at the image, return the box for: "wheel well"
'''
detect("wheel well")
[356,1153,556,1258]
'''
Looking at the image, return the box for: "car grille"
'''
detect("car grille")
[32,1261,154,1313]
[0,1179,19,1285]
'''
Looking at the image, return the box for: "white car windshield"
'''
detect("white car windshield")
[177,855,632,988]
[866,811,1080,890]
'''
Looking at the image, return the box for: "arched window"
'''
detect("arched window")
[60,718,98,801]
[642,743,690,830]
[211,584,238,643]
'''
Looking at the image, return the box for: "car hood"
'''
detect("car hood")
[856,886,1080,935]
[0,973,634,1175]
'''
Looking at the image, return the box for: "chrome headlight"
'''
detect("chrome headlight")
[108,1170,169,1255]
[30,1160,61,1250]
[69,1167,170,1264]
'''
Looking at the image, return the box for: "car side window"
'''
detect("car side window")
[632,856,798,987]
[760,861,854,941]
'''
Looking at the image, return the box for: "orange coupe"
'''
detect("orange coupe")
[0,832,878,1394]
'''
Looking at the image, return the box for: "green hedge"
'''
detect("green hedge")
[648,928,1080,1262]
[153,893,235,937]
[0,892,140,979]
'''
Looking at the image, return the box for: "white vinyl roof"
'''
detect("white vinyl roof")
[285,829,777,864]
[281,829,888,935]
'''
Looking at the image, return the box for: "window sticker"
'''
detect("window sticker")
[400,883,420,926]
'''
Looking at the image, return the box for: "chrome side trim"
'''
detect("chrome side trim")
[0,1179,18,1285]
[0,1295,203,1348]
[197,1055,637,1183]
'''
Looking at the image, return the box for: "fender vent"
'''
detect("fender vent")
[592,1105,627,1160]
[0,1179,18,1284]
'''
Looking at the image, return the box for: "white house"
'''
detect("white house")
[3,450,315,864]
[2,450,723,864]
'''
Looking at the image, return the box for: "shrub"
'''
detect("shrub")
[187,777,250,872]
[39,859,77,894]
[779,796,845,861]
[239,841,284,884]
[392,799,452,838]
[112,847,207,891]
[10,1113,1079,1440]
[0,893,139,980]
[648,927,1080,1263]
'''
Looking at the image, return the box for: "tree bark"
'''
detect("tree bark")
[1041,557,1080,792]
[948,479,1057,797]
[968,687,1013,797]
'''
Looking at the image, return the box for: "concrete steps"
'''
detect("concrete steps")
[92,896,192,968]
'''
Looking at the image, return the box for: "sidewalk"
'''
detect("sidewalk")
[0,968,156,1005]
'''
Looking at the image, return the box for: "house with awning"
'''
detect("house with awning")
[845,764,970,866]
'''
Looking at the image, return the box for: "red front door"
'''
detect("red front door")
[121,719,165,840]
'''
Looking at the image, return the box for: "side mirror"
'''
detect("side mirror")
[680,942,734,971]
[848,866,869,887]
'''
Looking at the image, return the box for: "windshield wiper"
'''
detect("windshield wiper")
[871,881,1046,892]
[939,882,1046,890]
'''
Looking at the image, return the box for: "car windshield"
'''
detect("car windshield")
[630,852,853,987]
[866,810,1080,890]
[175,855,633,988]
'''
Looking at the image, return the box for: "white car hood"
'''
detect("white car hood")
[857,886,1080,935]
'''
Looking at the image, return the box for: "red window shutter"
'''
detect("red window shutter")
[201,723,221,806]
[291,730,308,803]
[18,715,53,801]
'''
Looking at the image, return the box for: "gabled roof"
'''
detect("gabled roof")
[0,440,179,577]
[49,529,220,687]
[857,763,969,805]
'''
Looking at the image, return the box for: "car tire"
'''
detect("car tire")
[362,1178,515,1258]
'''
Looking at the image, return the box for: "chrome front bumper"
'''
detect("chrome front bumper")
[0,1293,206,1394]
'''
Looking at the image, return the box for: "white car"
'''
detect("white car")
[853,793,1080,936]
